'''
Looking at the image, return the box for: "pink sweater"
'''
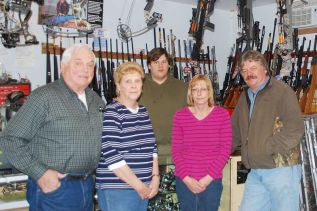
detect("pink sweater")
[172,106,232,180]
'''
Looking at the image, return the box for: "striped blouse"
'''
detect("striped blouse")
[96,101,158,189]
[172,106,232,180]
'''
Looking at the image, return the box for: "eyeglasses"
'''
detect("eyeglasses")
[152,60,168,66]
[191,88,208,93]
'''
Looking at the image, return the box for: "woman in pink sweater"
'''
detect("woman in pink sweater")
[172,74,232,211]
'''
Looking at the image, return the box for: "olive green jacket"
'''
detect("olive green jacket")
[232,77,304,169]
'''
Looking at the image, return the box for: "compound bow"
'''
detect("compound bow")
[0,0,43,48]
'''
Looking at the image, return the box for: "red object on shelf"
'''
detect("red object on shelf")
[0,84,31,106]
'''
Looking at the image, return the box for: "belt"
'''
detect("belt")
[65,173,92,180]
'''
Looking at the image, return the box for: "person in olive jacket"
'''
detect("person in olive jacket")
[232,50,304,211]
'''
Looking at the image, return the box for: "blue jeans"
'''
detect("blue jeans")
[97,188,148,211]
[175,176,223,211]
[240,165,302,211]
[26,176,94,211]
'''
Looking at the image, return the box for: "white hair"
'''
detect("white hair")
[61,43,95,65]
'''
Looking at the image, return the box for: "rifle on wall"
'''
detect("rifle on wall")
[46,33,52,84]
[304,35,317,114]
[298,39,311,108]
[178,39,183,80]
[90,41,101,97]
[131,37,136,62]
[294,37,306,92]
[53,35,59,81]
[99,38,107,100]
[189,0,216,61]
[220,44,235,102]
[170,29,179,79]
[116,39,119,65]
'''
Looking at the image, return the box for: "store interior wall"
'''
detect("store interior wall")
[0,0,284,91]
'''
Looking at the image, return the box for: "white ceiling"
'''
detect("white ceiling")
[165,0,276,11]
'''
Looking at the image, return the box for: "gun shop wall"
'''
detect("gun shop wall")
[0,0,314,92]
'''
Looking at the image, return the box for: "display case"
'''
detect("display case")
[219,155,247,211]
[0,174,28,210]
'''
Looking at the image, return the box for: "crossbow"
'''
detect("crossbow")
[117,0,162,42]
[0,0,43,48]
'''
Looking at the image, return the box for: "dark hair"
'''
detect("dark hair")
[239,50,269,74]
[147,48,171,65]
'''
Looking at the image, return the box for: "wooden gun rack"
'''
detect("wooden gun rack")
[41,43,215,64]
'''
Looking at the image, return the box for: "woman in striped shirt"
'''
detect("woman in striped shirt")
[96,62,159,211]
[172,74,232,211]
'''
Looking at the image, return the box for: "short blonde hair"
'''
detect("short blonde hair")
[114,62,145,95]
[187,74,214,107]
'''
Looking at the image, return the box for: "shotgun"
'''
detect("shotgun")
[46,33,52,84]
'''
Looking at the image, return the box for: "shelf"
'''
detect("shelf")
[0,174,27,184]
[0,174,28,211]
[0,200,28,210]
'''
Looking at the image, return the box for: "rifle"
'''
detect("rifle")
[202,49,207,75]
[53,35,59,81]
[304,35,317,114]
[146,43,149,55]
[163,28,167,50]
[159,27,162,48]
[126,40,131,62]
[140,49,144,70]
[46,33,52,84]
[268,18,277,70]
[153,27,157,48]
[207,46,212,78]
[298,39,311,110]
[99,38,107,100]
[90,41,101,97]
[290,28,299,86]
[210,46,220,102]
[109,39,116,101]
[257,25,265,52]
[121,41,125,63]
[188,0,216,63]
[223,42,242,108]
[110,39,115,71]
[252,21,260,50]
[270,18,277,53]
[183,40,191,82]
[178,39,183,80]
[131,37,136,62]
[116,39,119,65]
[294,37,306,92]
[220,44,235,102]
[59,31,63,68]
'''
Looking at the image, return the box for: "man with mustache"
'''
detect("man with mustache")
[232,50,304,211]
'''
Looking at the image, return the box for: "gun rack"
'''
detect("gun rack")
[41,43,215,64]
[298,27,317,35]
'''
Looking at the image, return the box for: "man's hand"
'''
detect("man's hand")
[198,175,213,188]
[183,176,205,194]
[148,175,160,199]
[37,169,64,193]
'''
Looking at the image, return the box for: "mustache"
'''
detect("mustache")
[246,75,257,80]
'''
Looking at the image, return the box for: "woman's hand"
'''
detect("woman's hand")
[183,176,205,194]
[198,175,213,188]
[148,175,160,199]
[135,183,151,200]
